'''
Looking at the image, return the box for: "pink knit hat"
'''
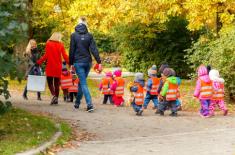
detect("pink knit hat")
[197,65,208,77]
[113,69,122,77]
[105,71,112,77]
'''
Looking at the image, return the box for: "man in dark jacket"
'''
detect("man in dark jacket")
[69,17,102,112]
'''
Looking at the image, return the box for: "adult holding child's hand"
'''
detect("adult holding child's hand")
[69,17,102,112]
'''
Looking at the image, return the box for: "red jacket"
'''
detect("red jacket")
[37,41,69,78]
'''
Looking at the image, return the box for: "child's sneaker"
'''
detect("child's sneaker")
[224,109,228,116]
[169,112,177,117]
[159,111,164,116]
[136,110,143,116]
[74,104,79,109]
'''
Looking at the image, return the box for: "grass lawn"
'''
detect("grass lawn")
[0,108,57,155]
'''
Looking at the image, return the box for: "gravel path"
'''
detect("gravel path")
[11,94,235,155]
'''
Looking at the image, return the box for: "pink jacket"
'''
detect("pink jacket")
[194,65,212,99]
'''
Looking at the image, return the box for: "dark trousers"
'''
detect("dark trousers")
[70,92,77,102]
[23,86,41,98]
[103,95,113,104]
[158,100,177,113]
[47,77,60,97]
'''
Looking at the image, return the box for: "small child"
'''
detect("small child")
[158,68,179,116]
[60,62,73,102]
[111,69,125,107]
[194,65,213,117]
[130,73,145,116]
[143,65,160,109]
[68,70,79,102]
[209,69,228,116]
[99,71,114,104]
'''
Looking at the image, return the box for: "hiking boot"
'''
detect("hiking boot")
[155,110,160,114]
[170,112,177,117]
[87,106,94,112]
[224,109,228,116]
[159,111,164,116]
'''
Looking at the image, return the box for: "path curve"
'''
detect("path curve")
[11,95,235,155]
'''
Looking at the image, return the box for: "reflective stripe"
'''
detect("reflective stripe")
[103,85,109,89]
[168,89,177,93]
[134,93,144,97]
[135,98,143,102]
[152,85,158,88]
[166,94,177,98]
[201,86,212,90]
[201,92,212,96]
[116,86,124,90]
[213,94,224,97]
[61,79,72,82]
[150,90,158,92]
[62,83,73,86]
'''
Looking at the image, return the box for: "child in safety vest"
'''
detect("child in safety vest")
[194,65,213,118]
[209,69,228,116]
[143,65,160,110]
[60,62,73,102]
[129,73,145,116]
[158,68,179,116]
[111,69,125,107]
[99,71,114,104]
[68,70,79,102]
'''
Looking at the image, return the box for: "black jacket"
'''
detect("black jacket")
[69,24,101,65]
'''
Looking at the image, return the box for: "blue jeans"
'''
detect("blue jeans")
[131,102,142,112]
[158,100,177,113]
[74,63,93,108]
[143,92,158,108]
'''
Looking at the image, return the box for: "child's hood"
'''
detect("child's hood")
[166,76,177,84]
[135,79,145,87]
[199,75,211,83]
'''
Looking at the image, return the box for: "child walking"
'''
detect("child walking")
[158,68,179,116]
[60,61,73,102]
[111,69,125,107]
[143,65,160,109]
[99,71,114,104]
[209,69,228,116]
[194,65,213,117]
[130,73,145,116]
[68,70,79,102]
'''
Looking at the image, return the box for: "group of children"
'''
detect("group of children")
[99,64,182,116]
[194,65,228,118]
[99,64,228,118]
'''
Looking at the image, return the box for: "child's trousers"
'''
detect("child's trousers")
[113,95,124,106]
[200,99,210,116]
[103,95,113,104]
[132,102,142,112]
[209,100,227,114]
[158,100,177,113]
[143,92,158,108]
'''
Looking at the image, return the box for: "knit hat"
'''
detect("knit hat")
[148,65,157,76]
[197,65,208,77]
[159,62,169,74]
[105,71,112,77]
[113,68,122,77]
[135,72,144,81]
[162,68,174,77]
[209,69,225,83]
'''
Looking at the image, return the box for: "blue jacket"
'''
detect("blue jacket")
[69,24,101,65]
[130,79,145,92]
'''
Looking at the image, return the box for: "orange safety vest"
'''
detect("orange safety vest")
[101,77,113,95]
[212,83,224,100]
[150,77,160,95]
[114,77,125,97]
[166,81,179,101]
[68,78,79,93]
[61,73,73,89]
[200,79,213,99]
[134,83,144,105]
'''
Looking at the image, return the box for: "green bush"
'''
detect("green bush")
[186,27,235,99]
[113,17,199,78]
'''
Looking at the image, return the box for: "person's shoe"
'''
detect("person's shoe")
[169,112,177,117]
[224,109,228,116]
[159,111,164,116]
[177,105,182,111]
[63,96,66,102]
[138,109,143,116]
[87,106,94,112]
[50,96,57,105]
[23,94,28,100]
[155,110,160,114]
[74,104,80,109]
[37,97,42,101]
[152,106,157,110]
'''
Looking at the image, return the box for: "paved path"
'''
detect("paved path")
[11,95,235,155]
